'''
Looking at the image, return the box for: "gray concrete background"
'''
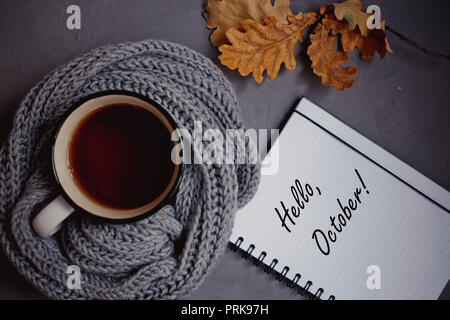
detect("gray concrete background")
[0,0,449,299]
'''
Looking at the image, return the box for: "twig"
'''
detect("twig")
[386,25,450,60]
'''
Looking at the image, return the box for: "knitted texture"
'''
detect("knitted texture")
[0,40,260,299]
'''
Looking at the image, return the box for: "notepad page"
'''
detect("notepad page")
[231,98,450,299]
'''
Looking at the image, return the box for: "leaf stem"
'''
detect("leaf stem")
[385,25,450,60]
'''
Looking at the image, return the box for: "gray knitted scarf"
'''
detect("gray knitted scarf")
[0,40,260,299]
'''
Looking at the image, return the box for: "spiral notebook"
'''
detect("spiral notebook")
[230,97,450,300]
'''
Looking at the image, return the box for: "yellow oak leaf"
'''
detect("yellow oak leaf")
[321,0,371,36]
[307,22,358,90]
[203,0,299,46]
[218,13,317,83]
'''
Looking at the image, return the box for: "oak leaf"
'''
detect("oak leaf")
[218,13,317,83]
[307,22,358,90]
[358,21,392,59]
[380,20,394,55]
[321,0,371,36]
[323,14,393,60]
[322,14,392,60]
[203,0,298,46]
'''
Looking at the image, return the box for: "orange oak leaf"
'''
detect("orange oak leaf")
[358,22,391,59]
[323,13,393,60]
[307,22,358,90]
[322,14,360,52]
[381,20,394,55]
[218,13,317,83]
[203,0,298,46]
[320,0,371,36]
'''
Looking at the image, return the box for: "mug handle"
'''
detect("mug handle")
[32,195,75,237]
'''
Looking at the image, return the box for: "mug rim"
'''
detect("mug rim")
[51,90,183,224]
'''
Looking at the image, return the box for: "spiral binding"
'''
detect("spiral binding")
[232,237,335,300]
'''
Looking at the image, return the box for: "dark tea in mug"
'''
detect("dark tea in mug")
[68,104,177,210]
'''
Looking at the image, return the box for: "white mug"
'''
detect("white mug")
[32,92,182,237]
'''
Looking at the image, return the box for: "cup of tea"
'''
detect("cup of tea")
[32,91,182,237]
